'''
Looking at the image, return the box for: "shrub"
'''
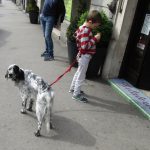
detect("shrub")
[66,0,87,42]
[77,11,113,45]
[26,0,39,13]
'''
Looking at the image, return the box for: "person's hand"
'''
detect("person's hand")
[95,33,101,42]
[76,52,81,61]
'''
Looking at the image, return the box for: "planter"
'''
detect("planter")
[29,12,39,24]
[67,39,78,67]
[67,39,108,78]
[12,0,16,3]
[86,44,108,79]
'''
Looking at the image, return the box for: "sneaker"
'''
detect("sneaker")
[69,89,74,93]
[72,94,88,103]
[44,56,54,61]
[41,51,48,57]
[69,89,84,94]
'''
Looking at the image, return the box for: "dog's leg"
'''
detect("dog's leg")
[34,121,42,137]
[50,106,54,129]
[34,101,45,137]
[34,114,43,137]
[46,96,55,131]
[27,99,34,112]
[21,98,27,114]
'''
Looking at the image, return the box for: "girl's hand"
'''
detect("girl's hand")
[95,33,101,41]
[76,52,81,61]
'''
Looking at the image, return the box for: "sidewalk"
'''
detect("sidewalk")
[0,1,150,150]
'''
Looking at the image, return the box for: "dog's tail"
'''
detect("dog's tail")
[46,90,54,133]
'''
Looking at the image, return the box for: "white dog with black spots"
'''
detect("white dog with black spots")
[5,64,54,137]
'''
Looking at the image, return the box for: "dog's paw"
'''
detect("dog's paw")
[34,130,41,137]
[20,109,27,114]
[26,107,32,112]
[50,123,55,129]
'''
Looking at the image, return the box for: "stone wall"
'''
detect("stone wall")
[90,0,112,18]
[102,0,138,79]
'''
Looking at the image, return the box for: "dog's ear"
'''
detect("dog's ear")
[19,69,25,80]
[13,65,20,74]
[13,65,24,81]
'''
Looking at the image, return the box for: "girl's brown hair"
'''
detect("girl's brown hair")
[86,10,102,23]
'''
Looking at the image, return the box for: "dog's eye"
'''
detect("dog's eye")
[8,68,12,71]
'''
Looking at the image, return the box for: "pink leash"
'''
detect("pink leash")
[49,59,76,87]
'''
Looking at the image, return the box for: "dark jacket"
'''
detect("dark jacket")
[42,0,66,25]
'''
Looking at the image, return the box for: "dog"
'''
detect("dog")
[5,64,54,137]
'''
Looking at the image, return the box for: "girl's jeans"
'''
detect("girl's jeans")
[40,14,55,57]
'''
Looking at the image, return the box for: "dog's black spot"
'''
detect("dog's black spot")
[13,65,20,74]
[32,74,36,80]
[13,66,25,81]
[19,69,25,80]
[36,78,48,91]
[41,80,48,91]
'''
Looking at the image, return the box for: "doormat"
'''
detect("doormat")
[109,78,150,120]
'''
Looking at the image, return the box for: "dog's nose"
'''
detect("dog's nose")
[5,72,12,79]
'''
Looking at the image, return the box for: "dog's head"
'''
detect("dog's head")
[5,64,25,82]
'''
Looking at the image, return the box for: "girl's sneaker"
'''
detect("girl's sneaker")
[72,94,88,103]
[69,89,84,94]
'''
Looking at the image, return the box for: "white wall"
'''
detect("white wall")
[102,0,139,79]
[37,0,41,9]
[90,0,112,18]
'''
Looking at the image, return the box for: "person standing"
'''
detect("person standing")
[40,0,65,61]
[69,10,102,103]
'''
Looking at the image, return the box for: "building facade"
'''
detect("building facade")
[16,0,150,90]
[102,0,150,91]
[60,0,150,90]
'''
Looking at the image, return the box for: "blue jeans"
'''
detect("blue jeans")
[40,14,55,57]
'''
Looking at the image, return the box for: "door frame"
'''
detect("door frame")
[119,0,149,85]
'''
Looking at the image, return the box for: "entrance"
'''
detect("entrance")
[119,0,150,90]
